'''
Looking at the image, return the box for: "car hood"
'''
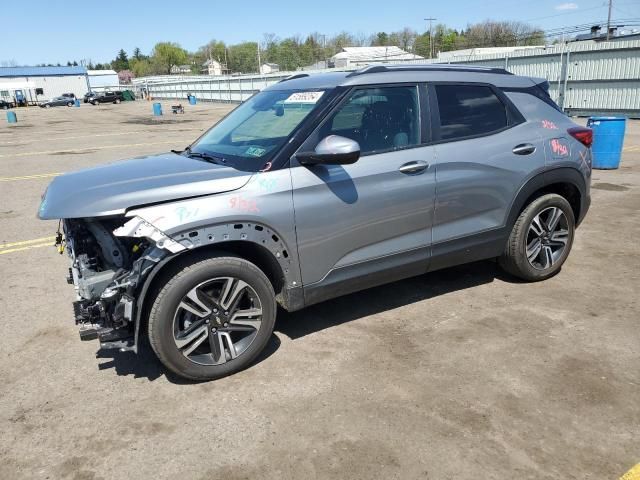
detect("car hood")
[38,152,253,219]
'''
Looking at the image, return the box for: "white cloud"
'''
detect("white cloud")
[555,2,579,10]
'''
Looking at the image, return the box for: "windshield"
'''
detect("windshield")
[190,88,327,171]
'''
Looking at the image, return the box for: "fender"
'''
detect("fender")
[129,221,301,352]
[506,166,588,230]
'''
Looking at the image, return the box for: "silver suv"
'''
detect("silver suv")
[39,65,592,380]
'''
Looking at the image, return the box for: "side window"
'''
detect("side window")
[320,86,420,155]
[435,84,507,141]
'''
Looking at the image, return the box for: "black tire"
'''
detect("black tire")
[499,193,575,281]
[67,102,73,107]
[148,255,276,381]
[115,98,121,104]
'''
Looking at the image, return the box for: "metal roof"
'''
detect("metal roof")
[0,66,87,77]
[333,46,423,61]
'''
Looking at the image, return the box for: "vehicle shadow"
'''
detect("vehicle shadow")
[96,334,282,384]
[96,259,512,383]
[276,260,510,340]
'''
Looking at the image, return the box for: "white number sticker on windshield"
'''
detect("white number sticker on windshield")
[284,91,324,104]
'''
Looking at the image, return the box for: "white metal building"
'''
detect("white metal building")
[87,69,119,90]
[260,63,280,74]
[0,66,89,104]
[330,47,423,67]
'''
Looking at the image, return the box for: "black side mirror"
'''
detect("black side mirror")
[297,135,361,166]
[274,104,284,116]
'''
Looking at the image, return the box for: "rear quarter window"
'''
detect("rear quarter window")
[435,84,508,140]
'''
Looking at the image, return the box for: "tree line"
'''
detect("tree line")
[91,19,546,77]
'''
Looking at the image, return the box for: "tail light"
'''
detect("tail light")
[568,127,593,147]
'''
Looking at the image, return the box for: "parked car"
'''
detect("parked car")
[0,99,14,109]
[90,91,124,105]
[39,65,593,381]
[40,96,75,108]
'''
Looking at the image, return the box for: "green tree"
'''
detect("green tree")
[112,49,130,71]
[151,42,188,74]
[227,42,258,73]
[130,58,152,77]
[132,47,145,61]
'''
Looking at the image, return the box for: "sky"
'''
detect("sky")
[1,0,638,65]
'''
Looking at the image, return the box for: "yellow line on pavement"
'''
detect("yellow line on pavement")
[620,463,640,480]
[0,242,54,255]
[0,172,62,182]
[0,140,178,158]
[0,236,56,249]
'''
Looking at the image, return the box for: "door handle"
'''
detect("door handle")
[399,161,429,174]
[512,143,536,155]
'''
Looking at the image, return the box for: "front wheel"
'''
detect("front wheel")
[148,256,276,381]
[115,98,121,104]
[499,194,575,281]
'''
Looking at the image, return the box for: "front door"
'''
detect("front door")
[290,85,436,303]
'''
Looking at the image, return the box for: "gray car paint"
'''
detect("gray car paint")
[432,122,547,244]
[38,152,252,219]
[39,65,590,311]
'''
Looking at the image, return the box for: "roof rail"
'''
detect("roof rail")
[345,64,512,77]
[278,73,310,83]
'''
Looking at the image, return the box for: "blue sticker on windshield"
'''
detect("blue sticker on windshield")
[245,146,266,157]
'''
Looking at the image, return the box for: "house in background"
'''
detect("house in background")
[260,63,280,74]
[201,59,230,76]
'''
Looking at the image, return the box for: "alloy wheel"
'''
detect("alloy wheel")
[172,277,263,365]
[526,206,569,270]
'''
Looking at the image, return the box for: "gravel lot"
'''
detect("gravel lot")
[0,101,638,480]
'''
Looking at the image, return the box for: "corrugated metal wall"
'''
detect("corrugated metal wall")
[141,40,640,116]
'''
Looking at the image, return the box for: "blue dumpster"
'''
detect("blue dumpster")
[587,116,626,169]
[6,111,17,124]
[153,102,162,116]
[74,99,80,107]
[188,95,196,105]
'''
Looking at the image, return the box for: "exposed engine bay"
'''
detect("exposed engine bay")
[62,217,168,351]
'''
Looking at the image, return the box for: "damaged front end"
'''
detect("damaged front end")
[61,216,181,352]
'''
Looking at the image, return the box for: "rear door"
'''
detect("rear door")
[429,83,546,263]
[290,84,436,297]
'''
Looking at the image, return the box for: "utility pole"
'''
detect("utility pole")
[425,17,437,59]
[257,42,262,75]
[606,0,613,40]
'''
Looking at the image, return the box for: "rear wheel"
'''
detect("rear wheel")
[499,194,575,281]
[67,102,73,107]
[148,256,276,381]
[44,104,51,108]
[115,98,121,104]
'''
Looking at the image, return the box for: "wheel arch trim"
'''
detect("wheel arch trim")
[506,167,587,231]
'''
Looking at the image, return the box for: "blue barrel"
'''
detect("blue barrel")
[587,116,626,169]
[6,111,17,124]
[188,95,196,105]
[74,99,80,107]
[153,102,162,116]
